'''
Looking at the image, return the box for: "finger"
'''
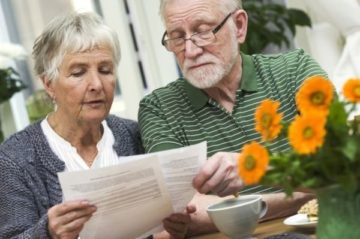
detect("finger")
[170,213,192,224]
[192,156,220,193]
[61,205,97,225]
[216,177,243,197]
[49,213,93,239]
[186,204,197,214]
[50,200,95,217]
[61,213,94,234]
[163,226,185,239]
[163,218,188,239]
[48,203,96,236]
[203,153,242,195]
[208,162,232,193]
[211,168,243,196]
[199,155,233,194]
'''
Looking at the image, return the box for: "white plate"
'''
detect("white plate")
[283,214,317,228]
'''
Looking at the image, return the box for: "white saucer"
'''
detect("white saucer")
[283,214,317,229]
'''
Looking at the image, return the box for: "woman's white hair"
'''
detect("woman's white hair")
[32,12,121,81]
[159,0,242,21]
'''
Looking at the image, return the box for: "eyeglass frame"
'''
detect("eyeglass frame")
[161,10,237,53]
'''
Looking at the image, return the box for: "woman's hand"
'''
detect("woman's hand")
[163,205,196,239]
[47,200,97,239]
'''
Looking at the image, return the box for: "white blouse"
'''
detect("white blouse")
[41,118,120,171]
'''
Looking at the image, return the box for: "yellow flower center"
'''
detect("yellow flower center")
[303,126,314,139]
[310,91,325,105]
[354,86,360,97]
[244,155,256,170]
[261,113,272,128]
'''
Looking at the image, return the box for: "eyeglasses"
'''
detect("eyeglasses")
[161,11,235,53]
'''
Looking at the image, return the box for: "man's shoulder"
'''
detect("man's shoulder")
[141,78,186,103]
[253,48,307,62]
[251,49,315,75]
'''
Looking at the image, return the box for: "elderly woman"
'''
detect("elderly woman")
[0,12,146,238]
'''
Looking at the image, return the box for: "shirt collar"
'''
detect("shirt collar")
[183,79,209,110]
[183,52,258,110]
[240,52,258,92]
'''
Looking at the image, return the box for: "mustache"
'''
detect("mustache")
[183,55,218,70]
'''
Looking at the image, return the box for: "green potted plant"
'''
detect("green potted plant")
[0,43,27,142]
[238,76,360,238]
[242,1,311,54]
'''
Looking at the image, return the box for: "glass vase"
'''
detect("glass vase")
[316,185,360,239]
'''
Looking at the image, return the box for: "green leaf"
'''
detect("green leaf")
[283,18,296,35]
[242,1,312,54]
[0,67,27,104]
[327,99,348,135]
[341,137,358,161]
[302,178,319,188]
[288,9,312,27]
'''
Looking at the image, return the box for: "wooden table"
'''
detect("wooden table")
[191,218,316,239]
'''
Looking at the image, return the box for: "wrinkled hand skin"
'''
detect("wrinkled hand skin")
[162,205,196,239]
[47,200,97,239]
[193,152,243,196]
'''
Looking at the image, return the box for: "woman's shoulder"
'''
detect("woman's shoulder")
[106,115,144,155]
[0,122,43,165]
[106,115,141,141]
[1,122,43,147]
[106,115,138,131]
[140,79,186,105]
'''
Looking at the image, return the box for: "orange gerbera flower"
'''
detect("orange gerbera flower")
[238,141,269,185]
[255,99,283,141]
[342,78,360,103]
[288,114,326,155]
[296,75,333,114]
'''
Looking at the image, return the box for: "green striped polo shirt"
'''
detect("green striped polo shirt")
[139,49,327,194]
[139,49,327,157]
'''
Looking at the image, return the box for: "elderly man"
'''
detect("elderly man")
[139,0,326,237]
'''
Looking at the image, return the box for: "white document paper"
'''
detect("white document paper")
[58,142,207,239]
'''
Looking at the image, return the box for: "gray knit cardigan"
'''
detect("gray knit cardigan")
[0,115,144,238]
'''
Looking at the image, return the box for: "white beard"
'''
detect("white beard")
[182,35,239,89]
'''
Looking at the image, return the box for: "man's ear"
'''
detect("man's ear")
[233,9,248,44]
[41,76,55,99]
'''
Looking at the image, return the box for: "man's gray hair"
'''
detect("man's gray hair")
[159,0,242,21]
[32,12,121,81]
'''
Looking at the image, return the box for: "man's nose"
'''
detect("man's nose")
[184,38,203,59]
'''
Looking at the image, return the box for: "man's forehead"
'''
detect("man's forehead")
[164,0,222,15]
[166,12,216,25]
[164,1,223,27]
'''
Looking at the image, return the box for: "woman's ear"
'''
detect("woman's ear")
[41,76,55,100]
[233,9,248,44]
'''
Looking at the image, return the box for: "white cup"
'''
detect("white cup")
[207,194,267,239]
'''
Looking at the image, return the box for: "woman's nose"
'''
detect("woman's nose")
[88,71,103,91]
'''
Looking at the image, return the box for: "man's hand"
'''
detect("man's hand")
[47,200,97,239]
[193,152,243,196]
[163,205,196,239]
